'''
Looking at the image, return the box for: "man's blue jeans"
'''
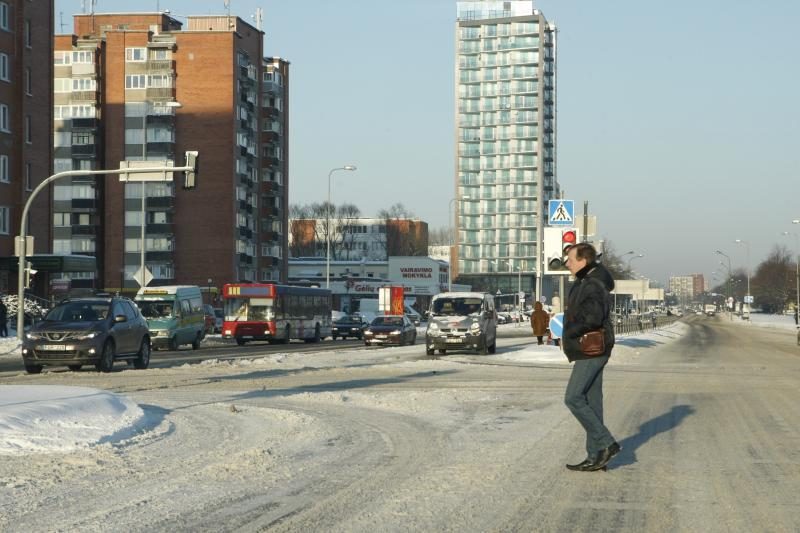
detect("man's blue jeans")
[564,355,615,456]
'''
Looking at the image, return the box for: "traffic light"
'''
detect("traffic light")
[544,227,579,274]
[183,151,199,189]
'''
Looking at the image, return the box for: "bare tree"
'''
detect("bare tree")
[428,227,451,246]
[752,245,794,313]
[377,203,427,257]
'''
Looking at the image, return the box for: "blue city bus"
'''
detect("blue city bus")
[221,283,332,345]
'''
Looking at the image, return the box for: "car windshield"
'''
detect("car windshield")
[336,315,362,324]
[430,297,483,317]
[214,309,224,318]
[371,316,404,327]
[45,301,109,322]
[137,301,176,319]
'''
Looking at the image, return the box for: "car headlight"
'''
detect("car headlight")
[75,331,99,340]
[25,332,42,340]
[364,330,374,336]
[470,322,481,333]
[427,322,439,332]
[391,329,401,335]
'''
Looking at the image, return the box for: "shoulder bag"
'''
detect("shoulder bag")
[579,329,605,356]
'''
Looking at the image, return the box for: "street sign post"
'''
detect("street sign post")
[548,200,575,226]
[549,313,564,339]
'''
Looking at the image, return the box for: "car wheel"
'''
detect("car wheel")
[133,339,151,369]
[192,332,202,350]
[96,340,115,373]
[399,336,406,346]
[236,337,247,346]
[426,347,435,356]
[24,363,43,374]
[410,333,416,345]
[68,364,82,371]
[168,336,178,351]
[305,324,321,343]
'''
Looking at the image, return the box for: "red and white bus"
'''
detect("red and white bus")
[221,284,332,345]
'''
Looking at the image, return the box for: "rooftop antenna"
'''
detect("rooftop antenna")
[252,7,263,31]
[59,11,66,33]
[224,0,233,28]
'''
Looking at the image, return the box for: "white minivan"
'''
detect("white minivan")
[425,292,497,356]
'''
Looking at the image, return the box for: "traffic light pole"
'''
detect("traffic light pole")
[16,160,195,339]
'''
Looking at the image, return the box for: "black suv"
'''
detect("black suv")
[22,297,151,374]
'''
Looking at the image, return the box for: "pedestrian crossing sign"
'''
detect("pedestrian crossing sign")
[548,200,574,226]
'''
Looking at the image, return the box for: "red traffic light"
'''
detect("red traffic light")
[562,230,577,245]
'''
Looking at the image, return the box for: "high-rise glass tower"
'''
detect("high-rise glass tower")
[455,1,559,297]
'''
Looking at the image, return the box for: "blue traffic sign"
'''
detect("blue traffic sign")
[548,200,574,226]
[549,312,564,339]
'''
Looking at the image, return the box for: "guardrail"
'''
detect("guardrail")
[613,314,680,336]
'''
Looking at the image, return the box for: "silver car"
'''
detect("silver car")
[425,292,497,356]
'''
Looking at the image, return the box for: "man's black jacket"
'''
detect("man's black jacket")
[563,262,615,362]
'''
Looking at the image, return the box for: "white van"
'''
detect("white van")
[135,286,205,350]
[425,292,497,355]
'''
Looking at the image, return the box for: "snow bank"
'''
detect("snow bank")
[0,385,147,455]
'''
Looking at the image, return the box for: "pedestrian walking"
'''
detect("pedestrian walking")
[0,296,7,337]
[562,243,620,472]
[530,301,549,345]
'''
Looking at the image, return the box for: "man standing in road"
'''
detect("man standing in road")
[562,243,620,472]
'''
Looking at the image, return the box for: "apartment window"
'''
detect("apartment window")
[25,162,31,191]
[0,104,8,132]
[24,115,31,143]
[72,51,93,63]
[147,74,172,88]
[125,47,146,62]
[25,67,31,94]
[53,213,69,226]
[24,20,31,48]
[0,3,8,31]
[0,53,8,82]
[0,154,7,182]
[150,49,169,60]
[125,75,146,89]
[54,51,72,65]
[0,205,9,235]
[72,132,94,145]
[53,239,71,253]
[72,78,96,91]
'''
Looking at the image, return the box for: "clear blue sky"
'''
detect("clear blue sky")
[55,0,800,285]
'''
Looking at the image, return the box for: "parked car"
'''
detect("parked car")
[213,308,224,333]
[202,304,216,335]
[21,297,151,374]
[364,315,417,346]
[331,314,369,340]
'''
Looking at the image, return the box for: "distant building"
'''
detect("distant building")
[0,1,54,293]
[454,1,560,297]
[51,12,288,300]
[289,217,428,262]
[691,273,705,297]
[669,276,695,303]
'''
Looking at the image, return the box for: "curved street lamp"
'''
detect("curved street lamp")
[325,165,357,289]
[734,239,751,307]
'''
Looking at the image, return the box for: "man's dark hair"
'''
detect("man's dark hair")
[571,242,597,263]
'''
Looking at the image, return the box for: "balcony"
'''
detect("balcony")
[71,90,97,102]
[71,225,97,236]
[145,251,173,262]
[146,87,176,99]
[262,156,280,167]
[238,227,253,239]
[147,60,175,72]
[147,196,174,209]
[261,230,279,242]
[238,253,253,265]
[262,81,282,95]
[146,141,175,157]
[146,223,173,234]
[71,144,97,158]
[261,205,280,218]
[71,118,98,130]
[71,199,97,210]
[262,181,281,195]
[262,130,280,143]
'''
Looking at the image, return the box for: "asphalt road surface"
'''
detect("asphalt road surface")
[2,317,799,532]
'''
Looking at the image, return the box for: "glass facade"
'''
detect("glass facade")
[455,2,559,281]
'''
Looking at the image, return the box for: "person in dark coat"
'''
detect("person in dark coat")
[562,243,620,472]
[0,297,7,337]
[530,301,549,345]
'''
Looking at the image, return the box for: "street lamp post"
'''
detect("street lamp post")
[734,239,751,309]
[616,250,635,314]
[716,250,733,320]
[626,253,644,314]
[325,165,356,289]
[207,278,213,305]
[786,221,800,321]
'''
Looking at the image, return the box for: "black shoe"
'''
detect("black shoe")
[586,442,621,471]
[566,458,607,472]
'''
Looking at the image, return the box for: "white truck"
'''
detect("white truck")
[704,304,716,317]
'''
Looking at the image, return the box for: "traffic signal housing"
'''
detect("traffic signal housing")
[544,227,580,274]
[183,151,199,189]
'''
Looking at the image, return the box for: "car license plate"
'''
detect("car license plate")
[40,344,68,351]
[446,337,463,344]
[376,335,387,339]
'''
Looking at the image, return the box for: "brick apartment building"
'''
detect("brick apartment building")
[52,12,288,300]
[0,1,54,293]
